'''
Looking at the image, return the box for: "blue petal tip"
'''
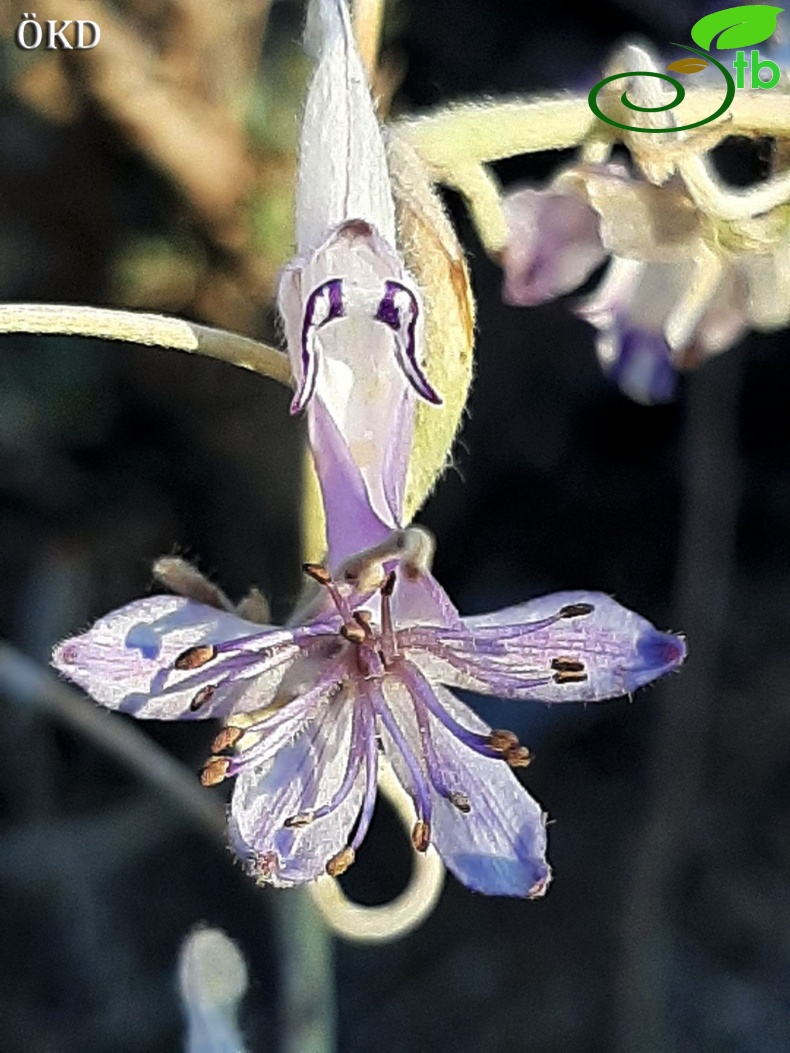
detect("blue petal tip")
[628,628,686,690]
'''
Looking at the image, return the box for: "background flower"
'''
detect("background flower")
[502,161,790,403]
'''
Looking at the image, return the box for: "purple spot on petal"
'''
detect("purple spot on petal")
[58,644,78,666]
[374,291,400,330]
[291,278,345,415]
[638,629,686,671]
[374,280,442,405]
[626,628,687,691]
[125,624,162,660]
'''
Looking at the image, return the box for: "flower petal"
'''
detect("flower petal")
[391,570,464,632]
[228,691,368,887]
[579,258,684,404]
[380,679,550,897]
[52,596,300,719]
[501,186,606,306]
[412,590,685,703]
[278,221,425,565]
[298,0,396,254]
[307,390,395,567]
[599,324,678,405]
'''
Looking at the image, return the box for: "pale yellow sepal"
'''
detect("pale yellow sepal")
[386,130,475,522]
[301,447,328,567]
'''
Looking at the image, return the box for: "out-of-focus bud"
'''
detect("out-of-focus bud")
[178,927,249,1053]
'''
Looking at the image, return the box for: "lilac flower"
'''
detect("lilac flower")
[499,163,763,404]
[53,534,685,896]
[51,0,686,900]
[575,256,683,406]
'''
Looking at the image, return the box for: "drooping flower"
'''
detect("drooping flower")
[474,36,790,405]
[499,158,790,403]
[53,529,685,896]
[50,0,687,899]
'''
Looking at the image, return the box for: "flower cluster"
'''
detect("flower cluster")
[396,39,790,404]
[53,0,686,897]
[501,158,789,404]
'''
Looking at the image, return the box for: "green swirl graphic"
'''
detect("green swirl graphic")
[588,44,736,133]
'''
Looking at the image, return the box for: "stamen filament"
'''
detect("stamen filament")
[398,662,504,760]
[350,696,379,853]
[406,672,470,811]
[430,645,552,690]
[379,571,399,664]
[284,697,367,827]
[368,681,432,825]
[302,563,355,622]
[403,603,595,650]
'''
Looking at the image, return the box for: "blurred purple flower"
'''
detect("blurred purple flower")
[499,163,762,404]
[574,256,683,406]
[502,185,607,307]
[53,539,684,896]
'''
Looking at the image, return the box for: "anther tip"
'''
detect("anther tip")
[284,811,314,829]
[190,684,217,712]
[505,745,533,768]
[302,563,332,586]
[488,729,519,751]
[200,756,230,787]
[449,791,471,814]
[326,847,355,877]
[550,656,585,673]
[175,644,218,671]
[411,820,431,852]
[340,621,366,644]
[211,726,242,753]
[381,571,396,597]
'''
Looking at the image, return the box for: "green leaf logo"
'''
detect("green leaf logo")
[690,5,784,50]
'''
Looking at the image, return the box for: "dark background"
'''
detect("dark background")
[1,0,789,1050]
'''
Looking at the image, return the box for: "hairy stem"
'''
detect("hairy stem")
[0,303,291,386]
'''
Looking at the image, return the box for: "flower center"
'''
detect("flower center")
[304,562,400,678]
[172,553,544,878]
